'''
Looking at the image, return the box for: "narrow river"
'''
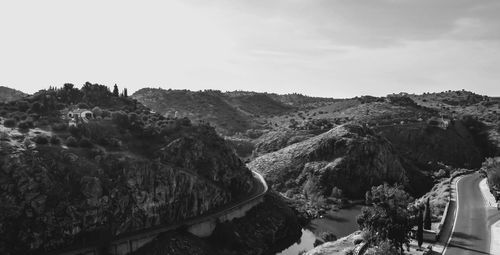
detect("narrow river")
[277,204,364,255]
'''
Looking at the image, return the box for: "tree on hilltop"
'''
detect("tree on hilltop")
[113,84,119,97]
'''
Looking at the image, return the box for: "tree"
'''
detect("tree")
[424,197,432,230]
[113,84,119,97]
[357,184,413,254]
[123,88,128,97]
[417,208,423,248]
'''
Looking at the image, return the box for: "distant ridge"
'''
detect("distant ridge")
[0,86,27,102]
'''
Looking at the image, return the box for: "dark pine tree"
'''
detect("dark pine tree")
[424,197,432,230]
[417,208,423,248]
[123,88,128,97]
[113,84,119,97]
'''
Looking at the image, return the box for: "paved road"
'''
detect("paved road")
[443,173,500,255]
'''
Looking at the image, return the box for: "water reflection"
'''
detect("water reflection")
[276,229,315,255]
[276,204,364,255]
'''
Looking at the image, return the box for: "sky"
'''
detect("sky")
[1,0,499,98]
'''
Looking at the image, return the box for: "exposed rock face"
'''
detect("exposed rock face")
[253,129,316,156]
[375,120,484,169]
[0,127,255,254]
[162,128,254,196]
[248,124,412,199]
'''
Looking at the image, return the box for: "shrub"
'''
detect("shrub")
[50,136,61,145]
[92,106,103,118]
[68,125,81,137]
[16,101,30,112]
[79,137,93,148]
[66,136,78,147]
[111,111,129,127]
[372,240,399,255]
[102,110,111,118]
[51,122,68,131]
[3,118,16,128]
[30,102,42,113]
[34,135,49,145]
[18,120,34,130]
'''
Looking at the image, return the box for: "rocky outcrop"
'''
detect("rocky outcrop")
[253,129,315,156]
[162,127,255,197]
[0,126,255,254]
[248,124,415,199]
[374,119,485,169]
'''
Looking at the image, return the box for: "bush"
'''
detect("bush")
[111,111,129,127]
[30,102,42,113]
[79,137,93,148]
[92,106,103,118]
[66,136,78,147]
[16,101,30,112]
[102,110,111,118]
[68,125,81,137]
[372,240,399,255]
[50,136,61,145]
[51,122,68,131]
[3,118,16,128]
[18,120,34,130]
[34,135,49,145]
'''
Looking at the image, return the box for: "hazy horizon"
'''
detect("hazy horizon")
[1,0,500,98]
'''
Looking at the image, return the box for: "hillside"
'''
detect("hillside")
[248,124,428,200]
[0,86,27,102]
[131,88,319,135]
[0,83,276,254]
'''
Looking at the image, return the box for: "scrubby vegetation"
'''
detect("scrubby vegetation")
[482,158,500,197]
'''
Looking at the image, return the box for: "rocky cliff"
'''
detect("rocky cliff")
[0,134,253,254]
[0,84,257,254]
[248,124,420,200]
[374,120,485,169]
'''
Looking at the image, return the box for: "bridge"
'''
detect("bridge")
[48,170,268,255]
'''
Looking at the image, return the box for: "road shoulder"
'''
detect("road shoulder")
[478,177,500,255]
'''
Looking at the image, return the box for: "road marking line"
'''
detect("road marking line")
[442,176,464,255]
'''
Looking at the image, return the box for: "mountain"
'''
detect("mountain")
[0,83,301,255]
[131,88,323,135]
[0,86,27,102]
[248,124,426,200]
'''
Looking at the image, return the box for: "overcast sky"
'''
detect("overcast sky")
[1,0,499,98]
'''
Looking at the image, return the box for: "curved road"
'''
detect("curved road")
[443,173,500,255]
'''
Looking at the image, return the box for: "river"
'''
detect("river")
[277,204,364,255]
